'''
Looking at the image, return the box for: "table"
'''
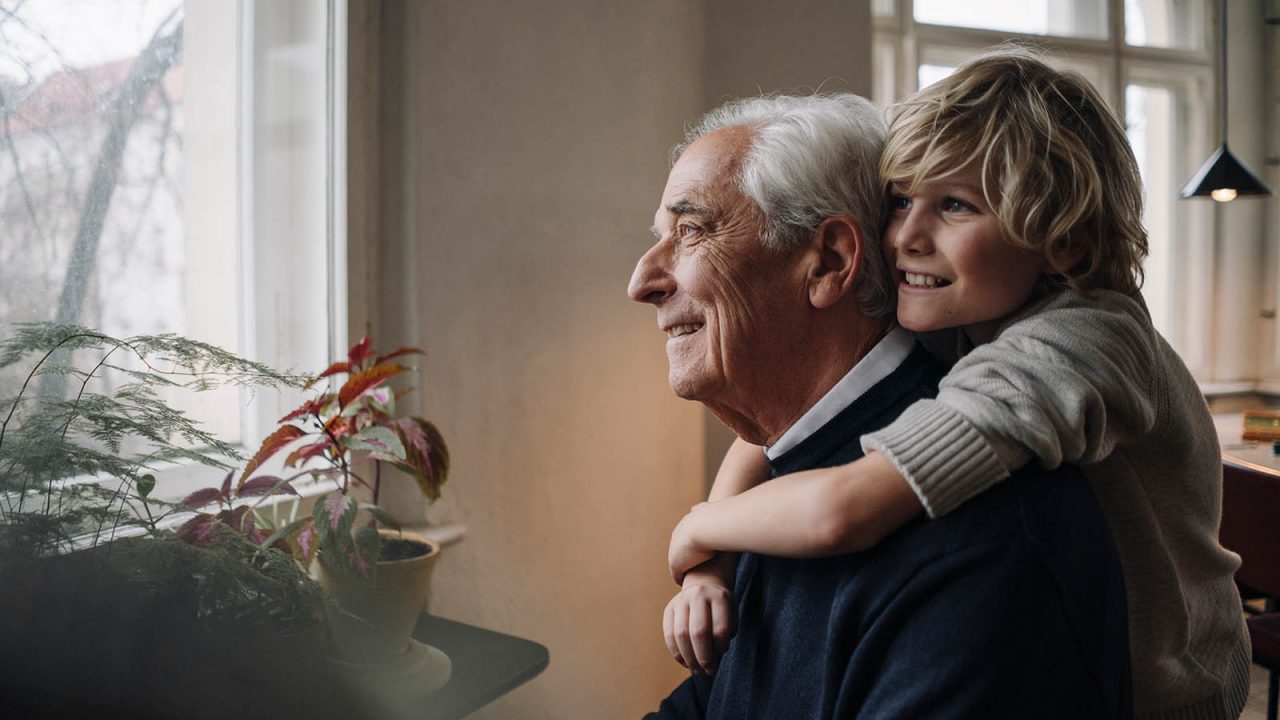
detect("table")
[412,614,550,719]
[1214,413,1280,476]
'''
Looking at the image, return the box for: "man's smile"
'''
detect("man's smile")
[666,323,704,339]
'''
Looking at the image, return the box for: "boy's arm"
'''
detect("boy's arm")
[708,437,771,500]
[669,437,769,575]
[864,288,1159,517]
[669,451,922,577]
[661,438,767,672]
[671,290,1158,570]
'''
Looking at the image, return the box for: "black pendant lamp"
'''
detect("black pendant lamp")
[1179,0,1272,201]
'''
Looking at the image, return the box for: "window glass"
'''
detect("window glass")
[1126,83,1176,335]
[914,0,1108,39]
[918,63,956,89]
[1125,0,1205,50]
[0,0,189,349]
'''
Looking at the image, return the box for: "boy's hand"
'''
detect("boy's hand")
[662,567,737,675]
[669,502,714,584]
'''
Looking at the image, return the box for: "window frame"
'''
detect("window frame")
[147,0,349,508]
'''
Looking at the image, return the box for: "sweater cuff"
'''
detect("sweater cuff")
[860,400,1009,518]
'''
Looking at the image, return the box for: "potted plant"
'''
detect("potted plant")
[182,335,451,665]
[0,323,337,716]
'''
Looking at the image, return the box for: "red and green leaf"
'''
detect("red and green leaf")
[347,336,374,368]
[181,470,234,509]
[296,520,319,565]
[317,492,357,535]
[359,502,402,531]
[375,346,424,364]
[337,363,407,411]
[259,516,313,559]
[278,394,334,423]
[365,386,395,416]
[284,441,331,468]
[217,505,254,536]
[176,514,219,547]
[343,425,405,459]
[237,475,298,498]
[394,417,450,500]
[181,487,224,510]
[305,362,352,389]
[240,424,306,488]
[349,526,382,578]
[324,415,356,441]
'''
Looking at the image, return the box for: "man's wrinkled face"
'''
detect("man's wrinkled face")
[628,127,808,406]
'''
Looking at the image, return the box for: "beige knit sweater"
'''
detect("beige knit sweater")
[863,288,1250,720]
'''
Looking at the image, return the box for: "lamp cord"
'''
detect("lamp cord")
[1219,0,1228,146]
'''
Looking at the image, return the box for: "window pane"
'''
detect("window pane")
[1126,84,1176,335]
[1125,0,1205,50]
[0,0,188,336]
[918,63,956,90]
[872,34,899,107]
[873,0,896,18]
[914,0,1108,39]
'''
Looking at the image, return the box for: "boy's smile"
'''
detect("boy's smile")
[883,166,1045,344]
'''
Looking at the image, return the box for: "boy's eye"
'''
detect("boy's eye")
[889,194,911,212]
[941,197,974,213]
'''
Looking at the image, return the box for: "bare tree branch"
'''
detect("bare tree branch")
[0,86,49,249]
[53,14,183,326]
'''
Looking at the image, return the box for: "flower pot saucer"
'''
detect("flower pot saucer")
[325,639,452,713]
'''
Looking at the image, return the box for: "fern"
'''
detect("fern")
[0,322,310,556]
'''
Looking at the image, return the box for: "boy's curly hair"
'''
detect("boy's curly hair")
[881,45,1148,294]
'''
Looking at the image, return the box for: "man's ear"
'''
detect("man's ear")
[806,216,863,310]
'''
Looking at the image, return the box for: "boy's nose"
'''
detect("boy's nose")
[891,211,933,256]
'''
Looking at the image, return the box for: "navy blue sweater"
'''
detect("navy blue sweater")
[649,345,1130,719]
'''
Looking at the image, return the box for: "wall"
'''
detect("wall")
[1255,0,1280,388]
[348,2,871,716]
[1213,0,1271,385]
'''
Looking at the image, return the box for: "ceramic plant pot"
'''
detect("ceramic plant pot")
[314,529,441,664]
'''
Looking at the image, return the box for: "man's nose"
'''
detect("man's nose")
[628,240,676,304]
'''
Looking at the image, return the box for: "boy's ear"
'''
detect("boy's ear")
[806,216,863,310]
[1043,241,1088,276]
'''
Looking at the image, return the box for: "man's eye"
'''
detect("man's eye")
[677,224,703,241]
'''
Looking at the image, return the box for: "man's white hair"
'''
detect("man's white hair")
[674,94,895,319]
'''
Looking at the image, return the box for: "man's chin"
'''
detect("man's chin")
[667,372,711,402]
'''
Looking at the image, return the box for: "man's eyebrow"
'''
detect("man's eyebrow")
[667,200,714,218]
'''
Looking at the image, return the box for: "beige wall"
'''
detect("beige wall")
[349,1,871,716]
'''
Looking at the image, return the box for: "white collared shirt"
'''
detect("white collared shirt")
[765,326,914,461]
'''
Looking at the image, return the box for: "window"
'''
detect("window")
[873,0,1216,378]
[0,0,347,509]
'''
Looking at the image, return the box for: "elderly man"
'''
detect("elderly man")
[630,95,1130,719]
